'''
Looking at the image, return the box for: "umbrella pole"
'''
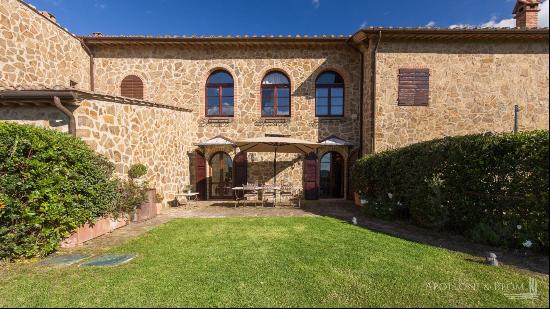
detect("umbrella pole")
[273,147,277,185]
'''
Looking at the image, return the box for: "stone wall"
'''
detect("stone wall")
[0,0,90,89]
[92,44,362,195]
[74,99,195,203]
[373,39,549,152]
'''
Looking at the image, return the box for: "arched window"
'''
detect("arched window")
[315,71,344,117]
[121,75,144,99]
[206,70,234,117]
[261,71,290,117]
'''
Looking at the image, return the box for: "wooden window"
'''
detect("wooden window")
[120,75,144,99]
[206,70,234,117]
[261,71,291,117]
[398,68,430,106]
[316,71,344,117]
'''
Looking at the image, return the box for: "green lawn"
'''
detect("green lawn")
[0,217,548,308]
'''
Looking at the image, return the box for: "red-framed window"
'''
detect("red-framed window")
[261,72,291,117]
[315,71,344,117]
[206,70,234,117]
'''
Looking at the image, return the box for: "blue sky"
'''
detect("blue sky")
[26,0,549,36]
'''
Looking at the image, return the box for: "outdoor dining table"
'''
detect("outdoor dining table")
[231,186,287,207]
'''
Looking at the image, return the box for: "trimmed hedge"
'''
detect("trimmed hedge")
[352,130,549,251]
[0,122,122,260]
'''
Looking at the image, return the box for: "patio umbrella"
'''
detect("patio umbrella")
[236,136,320,185]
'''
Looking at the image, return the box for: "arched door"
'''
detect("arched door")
[320,152,344,199]
[209,152,233,199]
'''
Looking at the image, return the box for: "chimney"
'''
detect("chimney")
[40,10,56,23]
[513,0,541,28]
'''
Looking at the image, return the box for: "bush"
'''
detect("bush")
[128,163,147,180]
[0,123,121,260]
[352,130,549,251]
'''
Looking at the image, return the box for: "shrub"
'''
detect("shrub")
[128,163,147,180]
[0,122,121,260]
[352,130,549,251]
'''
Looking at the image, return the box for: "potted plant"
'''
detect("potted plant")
[185,184,193,194]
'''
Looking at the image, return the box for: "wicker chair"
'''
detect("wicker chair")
[262,184,278,207]
[242,183,260,207]
[280,185,302,208]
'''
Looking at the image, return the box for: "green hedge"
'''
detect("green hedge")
[352,130,549,251]
[0,122,122,260]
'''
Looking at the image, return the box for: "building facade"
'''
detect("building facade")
[1,0,548,204]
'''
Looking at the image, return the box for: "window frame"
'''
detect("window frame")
[261,71,291,118]
[315,71,345,118]
[205,70,235,117]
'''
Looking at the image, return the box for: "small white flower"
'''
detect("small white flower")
[517,225,522,230]
[523,240,533,248]
[360,199,367,205]
[397,201,402,206]
[387,193,393,199]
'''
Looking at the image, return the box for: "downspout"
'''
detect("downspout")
[370,30,382,154]
[347,39,365,156]
[80,40,95,91]
[52,96,76,135]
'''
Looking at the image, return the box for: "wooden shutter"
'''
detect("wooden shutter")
[398,68,429,106]
[346,149,359,201]
[304,152,319,200]
[195,150,207,200]
[233,152,248,198]
[121,75,144,99]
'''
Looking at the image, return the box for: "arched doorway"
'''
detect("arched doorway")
[320,151,344,199]
[209,152,233,199]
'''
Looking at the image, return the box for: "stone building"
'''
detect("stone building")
[1,0,548,204]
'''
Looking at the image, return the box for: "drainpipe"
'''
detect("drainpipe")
[80,40,95,91]
[347,39,365,156]
[370,31,383,154]
[52,96,76,135]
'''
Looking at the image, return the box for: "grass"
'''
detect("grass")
[0,217,548,307]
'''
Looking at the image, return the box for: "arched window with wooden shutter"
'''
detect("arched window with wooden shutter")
[120,75,144,99]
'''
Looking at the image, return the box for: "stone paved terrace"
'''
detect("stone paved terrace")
[58,201,549,275]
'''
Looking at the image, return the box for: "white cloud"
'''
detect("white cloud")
[449,0,548,28]
[312,0,320,9]
[425,21,436,28]
[480,16,516,28]
[540,0,549,27]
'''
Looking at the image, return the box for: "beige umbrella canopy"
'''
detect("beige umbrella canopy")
[236,136,320,185]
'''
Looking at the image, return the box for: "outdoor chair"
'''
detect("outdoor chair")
[262,184,278,207]
[242,183,260,207]
[279,185,302,208]
[278,184,294,207]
